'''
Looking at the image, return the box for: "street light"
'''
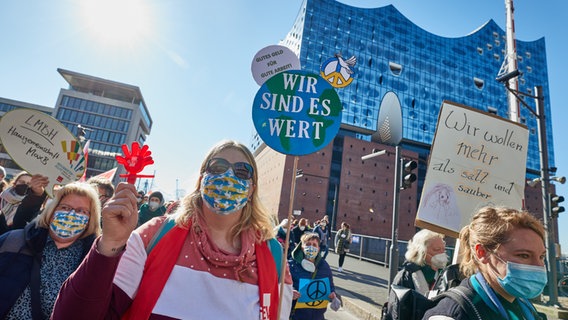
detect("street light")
[363,91,403,290]
[498,73,560,305]
[527,176,566,188]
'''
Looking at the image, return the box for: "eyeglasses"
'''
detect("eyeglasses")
[205,158,254,180]
[56,203,90,216]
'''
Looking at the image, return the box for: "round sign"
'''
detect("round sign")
[0,109,86,196]
[251,45,301,86]
[252,70,342,155]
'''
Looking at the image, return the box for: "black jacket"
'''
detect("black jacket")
[0,191,46,235]
[0,221,94,318]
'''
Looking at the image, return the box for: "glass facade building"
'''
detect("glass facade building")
[253,0,556,238]
[280,0,553,175]
[53,69,152,180]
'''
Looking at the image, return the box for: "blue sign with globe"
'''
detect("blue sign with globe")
[252,70,342,155]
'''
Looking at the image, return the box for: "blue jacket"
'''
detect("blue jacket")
[288,244,335,320]
[0,221,94,318]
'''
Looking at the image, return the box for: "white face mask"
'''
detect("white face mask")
[149,201,160,210]
[299,226,305,231]
[430,253,449,270]
[301,259,315,272]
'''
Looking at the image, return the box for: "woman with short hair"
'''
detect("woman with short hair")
[0,181,101,318]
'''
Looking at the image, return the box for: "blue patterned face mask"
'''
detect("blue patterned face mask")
[200,169,250,215]
[50,210,90,239]
[493,254,548,299]
[303,245,319,260]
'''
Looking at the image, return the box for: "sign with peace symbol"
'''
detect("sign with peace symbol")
[298,277,331,303]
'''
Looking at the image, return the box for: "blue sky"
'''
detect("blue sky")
[1,0,567,252]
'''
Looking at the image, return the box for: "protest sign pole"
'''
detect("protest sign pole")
[277,155,299,319]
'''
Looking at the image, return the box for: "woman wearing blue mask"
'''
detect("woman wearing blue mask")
[288,232,337,320]
[423,206,548,320]
[0,181,101,319]
[52,140,294,320]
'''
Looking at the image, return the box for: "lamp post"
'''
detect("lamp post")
[361,147,402,289]
[499,78,559,305]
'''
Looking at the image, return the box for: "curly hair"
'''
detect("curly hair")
[404,229,445,266]
[459,206,545,277]
[173,140,275,242]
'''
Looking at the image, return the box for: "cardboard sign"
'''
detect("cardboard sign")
[0,109,86,196]
[252,70,342,156]
[415,101,529,237]
[251,45,300,86]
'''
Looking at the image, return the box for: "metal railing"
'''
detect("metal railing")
[330,231,455,269]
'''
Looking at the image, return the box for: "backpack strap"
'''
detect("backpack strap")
[439,286,484,320]
[146,218,177,255]
[267,237,282,281]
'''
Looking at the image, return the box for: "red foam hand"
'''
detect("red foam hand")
[116,142,155,184]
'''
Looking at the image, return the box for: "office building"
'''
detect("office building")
[53,68,152,181]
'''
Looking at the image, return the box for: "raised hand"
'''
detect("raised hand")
[98,183,139,257]
[29,174,49,196]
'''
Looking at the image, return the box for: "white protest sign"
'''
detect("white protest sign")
[0,109,86,197]
[415,101,529,237]
[251,45,301,86]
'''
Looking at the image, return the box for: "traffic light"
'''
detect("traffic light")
[400,160,417,190]
[551,194,565,218]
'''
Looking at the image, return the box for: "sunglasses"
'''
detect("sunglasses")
[205,158,254,180]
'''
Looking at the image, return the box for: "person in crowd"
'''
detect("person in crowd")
[6,174,51,233]
[274,218,295,258]
[392,229,448,296]
[137,190,166,226]
[314,215,331,260]
[0,166,7,193]
[291,217,311,247]
[165,200,180,215]
[288,232,336,320]
[0,171,32,233]
[87,176,115,207]
[424,206,548,319]
[335,222,352,272]
[136,190,145,209]
[52,140,293,319]
[0,181,101,319]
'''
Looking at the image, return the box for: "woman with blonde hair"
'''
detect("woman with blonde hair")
[424,206,547,319]
[0,181,101,318]
[392,228,448,296]
[53,140,293,320]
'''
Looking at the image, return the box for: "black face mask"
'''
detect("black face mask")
[14,184,29,196]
